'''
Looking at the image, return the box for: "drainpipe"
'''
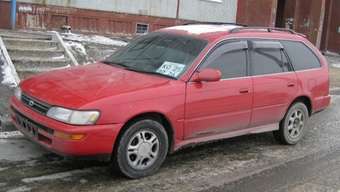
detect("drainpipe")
[11,0,17,29]
[176,0,180,24]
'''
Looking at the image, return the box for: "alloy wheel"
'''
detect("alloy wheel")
[126,130,160,170]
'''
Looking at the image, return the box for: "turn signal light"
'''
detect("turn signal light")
[54,131,86,141]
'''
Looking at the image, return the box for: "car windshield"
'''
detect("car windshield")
[103,32,207,79]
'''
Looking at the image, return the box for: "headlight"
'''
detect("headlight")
[46,107,100,125]
[14,87,22,100]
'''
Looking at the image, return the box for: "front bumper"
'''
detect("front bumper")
[10,96,123,159]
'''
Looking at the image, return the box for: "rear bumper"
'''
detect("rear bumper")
[10,96,123,159]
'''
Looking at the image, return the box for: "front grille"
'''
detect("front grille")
[21,93,51,114]
[12,107,54,135]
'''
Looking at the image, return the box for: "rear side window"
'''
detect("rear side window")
[281,41,321,70]
[250,41,291,75]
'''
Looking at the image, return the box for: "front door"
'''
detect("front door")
[184,40,253,139]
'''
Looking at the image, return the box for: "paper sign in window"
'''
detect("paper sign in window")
[156,61,185,78]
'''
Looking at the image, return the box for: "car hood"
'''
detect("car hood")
[21,62,172,108]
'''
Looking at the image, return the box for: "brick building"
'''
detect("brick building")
[237,0,340,53]
[0,0,237,34]
[0,0,339,53]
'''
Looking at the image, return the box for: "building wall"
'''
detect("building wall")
[0,2,11,29]
[236,0,278,27]
[236,0,325,43]
[12,1,185,34]
[179,0,237,22]
[325,0,340,52]
[16,0,237,22]
[0,0,238,34]
[17,0,178,19]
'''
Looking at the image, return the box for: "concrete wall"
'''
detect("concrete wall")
[17,0,177,18]
[0,0,238,34]
[16,0,237,22]
[179,0,237,22]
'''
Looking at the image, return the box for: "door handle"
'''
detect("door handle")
[239,88,249,94]
[287,82,295,87]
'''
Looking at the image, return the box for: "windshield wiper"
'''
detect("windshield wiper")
[127,68,177,80]
[102,60,130,68]
[102,61,176,80]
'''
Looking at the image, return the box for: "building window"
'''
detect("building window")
[136,23,149,34]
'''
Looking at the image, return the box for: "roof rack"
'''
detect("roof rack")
[183,22,247,27]
[230,27,297,34]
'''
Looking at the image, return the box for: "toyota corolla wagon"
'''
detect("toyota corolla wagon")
[10,24,330,178]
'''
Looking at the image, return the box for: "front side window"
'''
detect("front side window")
[104,32,207,79]
[281,41,321,70]
[250,41,291,75]
[200,41,248,79]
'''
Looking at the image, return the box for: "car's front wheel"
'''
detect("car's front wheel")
[273,102,309,145]
[113,119,169,179]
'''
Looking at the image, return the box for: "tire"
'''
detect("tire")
[273,102,309,145]
[112,119,169,179]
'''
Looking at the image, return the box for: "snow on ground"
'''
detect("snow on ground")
[7,186,32,192]
[61,32,128,65]
[0,131,23,139]
[64,40,93,65]
[0,50,17,87]
[333,63,340,68]
[51,55,65,60]
[61,33,128,47]
[64,41,87,56]
[22,168,94,183]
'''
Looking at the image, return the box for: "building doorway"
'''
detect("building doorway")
[273,0,325,46]
[275,0,286,28]
[275,0,296,29]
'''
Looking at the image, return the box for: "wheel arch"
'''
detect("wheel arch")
[289,96,313,116]
[113,112,174,155]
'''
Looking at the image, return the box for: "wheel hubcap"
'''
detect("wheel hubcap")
[127,130,159,170]
[287,109,305,139]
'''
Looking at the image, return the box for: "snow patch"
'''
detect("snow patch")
[0,131,24,139]
[22,168,94,183]
[0,167,9,172]
[324,51,340,57]
[61,33,128,46]
[332,63,340,68]
[64,41,87,56]
[51,55,65,60]
[0,52,17,87]
[7,186,31,192]
[166,25,238,35]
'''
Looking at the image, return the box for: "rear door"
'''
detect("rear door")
[184,40,253,139]
[250,40,298,127]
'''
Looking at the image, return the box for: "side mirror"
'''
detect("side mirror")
[192,68,222,82]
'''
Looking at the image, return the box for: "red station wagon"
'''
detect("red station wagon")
[10,24,331,178]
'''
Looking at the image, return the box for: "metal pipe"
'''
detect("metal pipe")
[10,0,17,29]
[176,0,180,22]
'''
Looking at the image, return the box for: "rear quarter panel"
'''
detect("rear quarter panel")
[295,39,330,113]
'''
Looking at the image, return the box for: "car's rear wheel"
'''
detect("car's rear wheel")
[112,119,168,179]
[273,102,309,145]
